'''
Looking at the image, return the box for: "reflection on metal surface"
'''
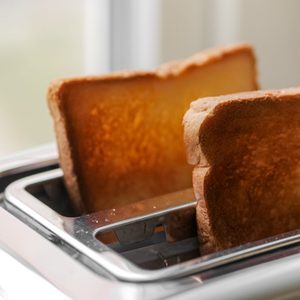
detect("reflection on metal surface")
[0,247,69,300]
[0,144,58,178]
[4,168,300,283]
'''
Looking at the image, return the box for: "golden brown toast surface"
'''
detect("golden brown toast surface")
[184,87,300,253]
[48,44,257,213]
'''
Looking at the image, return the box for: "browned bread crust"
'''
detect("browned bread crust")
[183,87,300,254]
[48,44,258,213]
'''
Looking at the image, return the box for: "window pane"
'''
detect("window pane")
[0,0,84,156]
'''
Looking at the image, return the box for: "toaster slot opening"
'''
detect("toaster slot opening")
[95,208,199,270]
[25,176,78,217]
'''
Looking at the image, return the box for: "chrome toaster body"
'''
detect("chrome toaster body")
[1,145,300,299]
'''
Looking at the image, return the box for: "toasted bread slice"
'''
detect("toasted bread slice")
[48,44,258,213]
[183,87,300,254]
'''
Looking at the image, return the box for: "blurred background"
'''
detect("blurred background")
[1,0,300,156]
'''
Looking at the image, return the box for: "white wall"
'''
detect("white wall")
[160,0,300,89]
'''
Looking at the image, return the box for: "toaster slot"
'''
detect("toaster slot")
[4,168,300,283]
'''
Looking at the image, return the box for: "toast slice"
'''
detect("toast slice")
[48,44,258,213]
[183,87,300,254]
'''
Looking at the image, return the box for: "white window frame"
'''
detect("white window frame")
[84,0,161,75]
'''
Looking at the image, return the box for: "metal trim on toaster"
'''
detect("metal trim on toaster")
[4,168,300,283]
[2,145,300,299]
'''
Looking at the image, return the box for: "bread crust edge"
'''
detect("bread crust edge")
[47,43,257,214]
[183,86,300,254]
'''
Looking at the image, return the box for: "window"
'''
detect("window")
[1,0,300,156]
[0,0,84,155]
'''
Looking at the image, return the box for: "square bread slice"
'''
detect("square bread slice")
[48,44,258,213]
[183,87,300,254]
